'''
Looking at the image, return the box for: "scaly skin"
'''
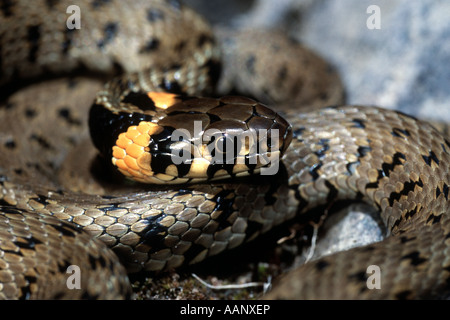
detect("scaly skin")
[2,0,448,300]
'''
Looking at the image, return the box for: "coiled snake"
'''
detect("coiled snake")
[1,0,450,300]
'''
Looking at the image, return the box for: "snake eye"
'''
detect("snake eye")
[214,135,235,156]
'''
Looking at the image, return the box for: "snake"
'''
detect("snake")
[1,0,450,300]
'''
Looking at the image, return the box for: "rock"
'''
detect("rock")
[186,0,450,122]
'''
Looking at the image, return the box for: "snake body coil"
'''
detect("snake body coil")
[1,0,450,300]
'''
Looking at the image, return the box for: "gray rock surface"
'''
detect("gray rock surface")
[186,0,450,122]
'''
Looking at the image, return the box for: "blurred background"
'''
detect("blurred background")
[185,0,450,122]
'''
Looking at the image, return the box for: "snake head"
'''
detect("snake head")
[90,92,292,184]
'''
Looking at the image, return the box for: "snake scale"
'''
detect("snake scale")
[1,0,450,300]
